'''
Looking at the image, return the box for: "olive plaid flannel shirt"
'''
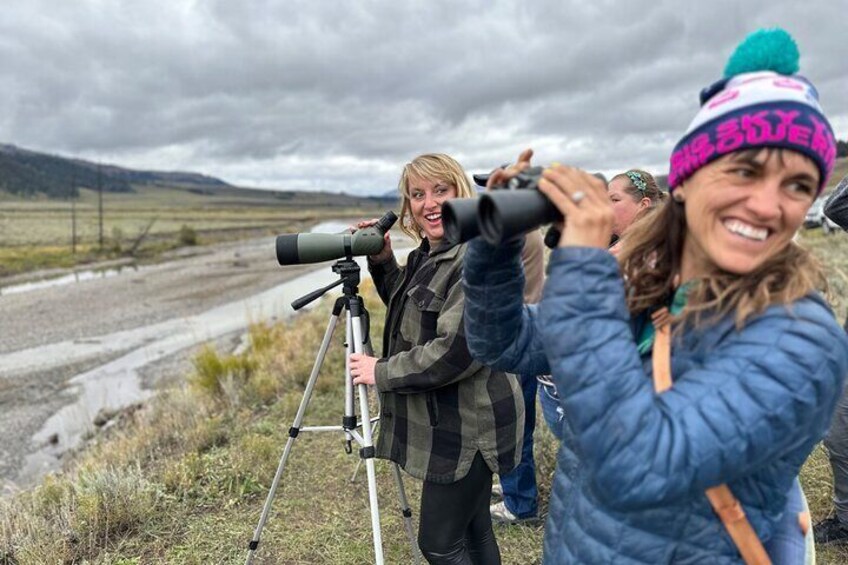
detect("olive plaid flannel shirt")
[370,240,524,483]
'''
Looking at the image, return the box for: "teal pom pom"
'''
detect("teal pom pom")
[723,28,800,78]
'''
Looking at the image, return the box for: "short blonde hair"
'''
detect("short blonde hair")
[397,153,474,241]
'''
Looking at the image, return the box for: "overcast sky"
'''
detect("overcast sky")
[1,0,846,195]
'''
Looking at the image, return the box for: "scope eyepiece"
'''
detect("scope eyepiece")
[375,210,398,234]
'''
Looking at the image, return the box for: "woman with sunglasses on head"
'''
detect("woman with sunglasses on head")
[462,29,848,563]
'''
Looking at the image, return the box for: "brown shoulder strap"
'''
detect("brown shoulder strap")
[650,308,673,393]
[705,487,772,564]
[651,308,771,565]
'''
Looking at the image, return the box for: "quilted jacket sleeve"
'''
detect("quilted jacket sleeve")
[462,236,551,377]
[541,246,848,510]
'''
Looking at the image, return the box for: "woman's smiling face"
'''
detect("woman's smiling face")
[677,148,819,280]
[408,176,457,244]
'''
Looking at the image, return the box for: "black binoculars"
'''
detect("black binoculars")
[442,166,561,245]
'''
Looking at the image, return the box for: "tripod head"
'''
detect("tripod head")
[291,257,362,311]
[333,258,363,297]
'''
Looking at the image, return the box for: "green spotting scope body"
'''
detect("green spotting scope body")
[276,211,397,265]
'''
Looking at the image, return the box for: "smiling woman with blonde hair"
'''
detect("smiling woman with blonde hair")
[349,153,523,564]
[395,154,476,242]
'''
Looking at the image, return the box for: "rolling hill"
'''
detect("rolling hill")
[0,143,397,208]
[0,143,231,199]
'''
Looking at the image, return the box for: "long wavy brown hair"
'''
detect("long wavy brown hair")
[617,195,828,329]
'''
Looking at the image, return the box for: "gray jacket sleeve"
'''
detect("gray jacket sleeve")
[521,230,545,305]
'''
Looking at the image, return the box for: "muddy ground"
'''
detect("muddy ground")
[0,236,319,492]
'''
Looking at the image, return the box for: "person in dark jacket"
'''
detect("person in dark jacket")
[470,164,547,526]
[812,177,848,545]
[349,153,524,565]
[822,174,848,231]
[462,29,848,563]
[816,182,848,546]
[814,311,848,546]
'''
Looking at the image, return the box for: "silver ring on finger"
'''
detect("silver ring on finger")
[571,191,586,204]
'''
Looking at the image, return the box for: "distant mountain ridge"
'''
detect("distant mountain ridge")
[0,143,231,198]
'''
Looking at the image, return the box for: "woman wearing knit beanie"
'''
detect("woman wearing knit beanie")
[462,28,847,563]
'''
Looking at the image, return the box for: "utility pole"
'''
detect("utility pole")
[70,175,77,254]
[97,164,104,251]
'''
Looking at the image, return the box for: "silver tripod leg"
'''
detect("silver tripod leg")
[350,335,376,482]
[349,390,420,564]
[352,383,421,563]
[244,287,389,564]
[391,463,422,564]
[244,311,340,565]
[349,306,385,564]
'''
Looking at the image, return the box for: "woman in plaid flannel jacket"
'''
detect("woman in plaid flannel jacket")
[350,153,524,564]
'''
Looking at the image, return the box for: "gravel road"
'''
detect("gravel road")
[0,235,321,492]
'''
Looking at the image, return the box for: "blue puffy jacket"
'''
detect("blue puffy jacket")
[463,238,848,564]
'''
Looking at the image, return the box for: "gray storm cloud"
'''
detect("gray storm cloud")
[0,0,845,194]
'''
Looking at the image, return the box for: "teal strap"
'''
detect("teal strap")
[636,282,694,355]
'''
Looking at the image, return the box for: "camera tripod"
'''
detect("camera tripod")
[244,257,421,565]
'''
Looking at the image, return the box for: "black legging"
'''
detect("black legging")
[417,452,501,565]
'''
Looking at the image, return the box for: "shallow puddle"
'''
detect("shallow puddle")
[0,266,132,295]
[0,221,353,297]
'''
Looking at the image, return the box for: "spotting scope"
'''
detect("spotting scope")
[276,211,397,265]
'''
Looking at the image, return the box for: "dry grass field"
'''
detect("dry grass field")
[0,280,555,564]
[0,185,391,278]
[0,229,845,564]
[0,200,846,564]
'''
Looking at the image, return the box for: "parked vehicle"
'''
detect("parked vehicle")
[805,197,840,234]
